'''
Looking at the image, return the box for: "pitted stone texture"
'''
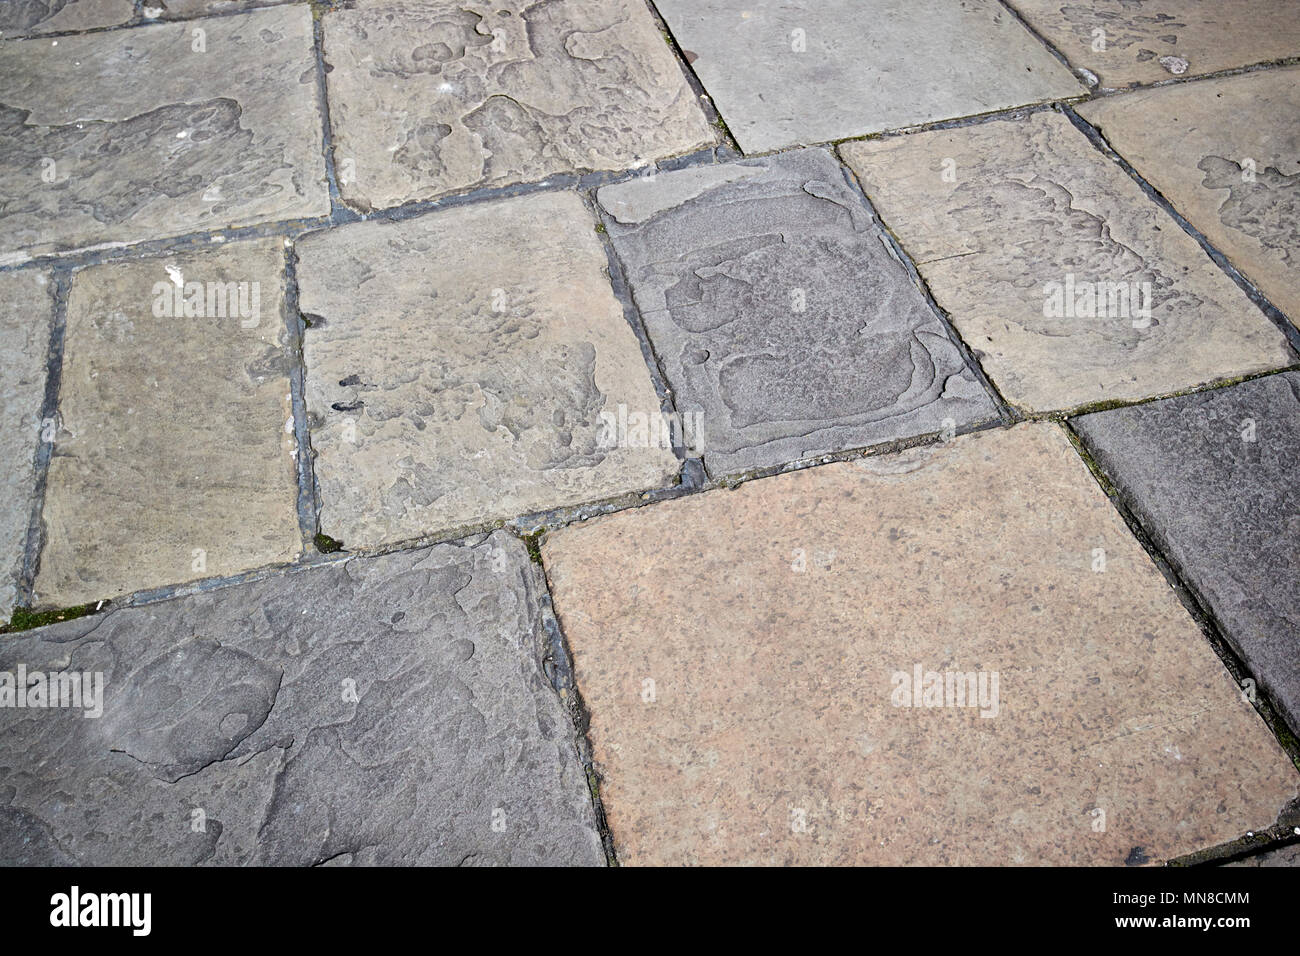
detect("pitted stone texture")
[1073,372,1300,734]
[1078,67,1300,329]
[0,6,329,261]
[0,533,605,866]
[652,0,1083,154]
[298,190,679,550]
[545,424,1299,866]
[0,271,53,622]
[321,0,715,210]
[0,0,132,36]
[1229,843,1300,867]
[842,112,1293,413]
[597,149,997,477]
[34,239,300,608]
[1008,0,1300,88]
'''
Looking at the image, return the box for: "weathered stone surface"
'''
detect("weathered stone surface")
[841,112,1293,413]
[298,190,680,550]
[597,148,997,477]
[157,0,296,19]
[1073,372,1300,734]
[1,533,605,865]
[1078,67,1300,328]
[1008,0,1300,88]
[544,424,1298,865]
[0,6,329,261]
[652,0,1084,154]
[321,0,715,210]
[0,0,132,37]
[34,239,300,608]
[1229,842,1300,867]
[0,271,53,622]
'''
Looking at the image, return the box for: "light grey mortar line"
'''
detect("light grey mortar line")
[1079,55,1300,100]
[639,0,738,154]
[308,1,350,221]
[995,0,1087,80]
[281,242,322,554]
[1063,105,1300,357]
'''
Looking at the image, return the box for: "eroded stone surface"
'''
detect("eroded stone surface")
[0,6,329,260]
[841,112,1293,412]
[321,0,715,210]
[652,0,1083,153]
[597,148,997,477]
[35,239,300,607]
[1073,372,1300,734]
[298,190,680,550]
[1,533,605,865]
[1078,67,1300,328]
[0,0,132,37]
[544,424,1298,865]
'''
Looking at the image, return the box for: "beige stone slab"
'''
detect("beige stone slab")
[297,189,680,550]
[1008,0,1300,88]
[321,0,716,210]
[35,239,300,608]
[0,0,132,37]
[1077,67,1300,329]
[544,424,1299,866]
[841,112,1293,413]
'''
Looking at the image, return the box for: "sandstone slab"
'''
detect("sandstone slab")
[0,6,329,260]
[841,112,1294,413]
[35,239,300,608]
[597,148,997,477]
[1073,372,1300,734]
[544,424,1298,865]
[321,0,715,210]
[298,190,679,550]
[1,532,605,865]
[1078,67,1300,329]
[0,0,132,37]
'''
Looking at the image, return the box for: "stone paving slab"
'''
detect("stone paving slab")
[298,189,680,550]
[1077,67,1300,329]
[544,424,1298,865]
[0,270,54,622]
[0,6,329,262]
[841,112,1294,413]
[0,0,132,37]
[34,238,301,608]
[652,0,1084,154]
[158,0,297,19]
[321,0,715,211]
[1228,843,1300,867]
[1073,372,1300,734]
[596,148,997,477]
[1008,0,1300,88]
[0,532,605,865]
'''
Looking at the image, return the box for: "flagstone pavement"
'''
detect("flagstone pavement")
[0,0,1298,867]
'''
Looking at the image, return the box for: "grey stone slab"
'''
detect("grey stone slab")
[153,0,297,19]
[0,0,132,37]
[1229,842,1300,867]
[0,6,329,262]
[596,148,998,478]
[0,532,605,866]
[653,0,1084,154]
[1073,372,1300,733]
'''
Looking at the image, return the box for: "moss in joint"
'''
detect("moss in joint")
[314,532,344,554]
[1,602,98,634]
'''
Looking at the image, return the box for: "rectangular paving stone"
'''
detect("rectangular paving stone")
[596,148,998,477]
[653,0,1084,154]
[1077,67,1300,329]
[1,532,605,866]
[0,0,132,37]
[0,270,54,623]
[544,424,1298,866]
[0,6,329,261]
[1008,0,1300,88]
[298,189,680,550]
[841,112,1294,413]
[321,0,716,210]
[34,238,301,608]
[1073,372,1300,735]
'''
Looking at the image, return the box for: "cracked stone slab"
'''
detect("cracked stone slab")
[320,0,715,210]
[0,270,54,622]
[841,112,1294,413]
[0,6,329,261]
[544,423,1299,865]
[298,189,680,550]
[1073,372,1300,734]
[1077,67,1300,329]
[1008,0,1300,88]
[652,0,1084,154]
[597,148,998,477]
[0,0,133,37]
[0,532,605,866]
[34,238,301,608]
